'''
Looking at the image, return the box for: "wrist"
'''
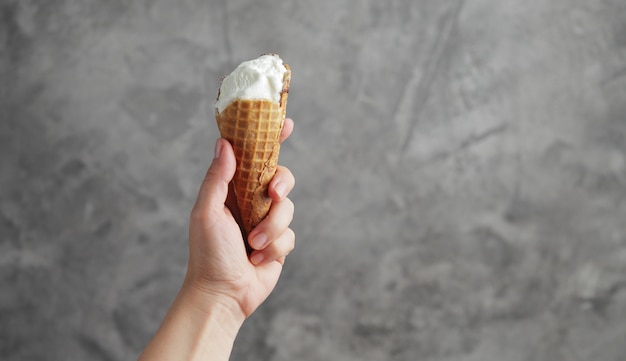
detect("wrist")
[170,282,244,359]
[138,279,245,361]
[180,275,247,333]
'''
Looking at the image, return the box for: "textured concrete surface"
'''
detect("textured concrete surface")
[2,0,626,360]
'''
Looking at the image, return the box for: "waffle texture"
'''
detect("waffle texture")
[216,64,291,237]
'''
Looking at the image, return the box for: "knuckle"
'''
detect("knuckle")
[284,167,295,185]
[277,166,295,185]
[286,228,296,252]
[285,198,295,214]
[190,204,218,228]
[190,205,207,222]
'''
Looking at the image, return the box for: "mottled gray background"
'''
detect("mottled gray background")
[2,0,626,360]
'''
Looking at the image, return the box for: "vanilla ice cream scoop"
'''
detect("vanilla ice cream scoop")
[215,54,288,114]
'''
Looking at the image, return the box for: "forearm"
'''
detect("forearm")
[138,284,244,361]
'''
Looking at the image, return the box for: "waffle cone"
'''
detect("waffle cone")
[216,64,291,237]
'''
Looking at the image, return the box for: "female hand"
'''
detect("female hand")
[185,118,296,319]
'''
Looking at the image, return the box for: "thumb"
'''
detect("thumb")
[193,138,236,216]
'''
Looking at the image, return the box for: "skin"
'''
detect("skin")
[138,118,296,361]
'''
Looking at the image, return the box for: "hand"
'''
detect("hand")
[184,118,296,319]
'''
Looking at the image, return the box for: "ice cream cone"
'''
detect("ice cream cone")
[215,61,291,237]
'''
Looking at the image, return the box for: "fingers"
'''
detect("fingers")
[192,139,236,220]
[268,165,295,201]
[248,197,294,250]
[280,118,294,143]
[249,228,295,265]
[247,122,296,263]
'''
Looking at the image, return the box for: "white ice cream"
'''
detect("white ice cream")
[215,54,287,114]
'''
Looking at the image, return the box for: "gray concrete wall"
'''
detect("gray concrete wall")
[2,0,626,360]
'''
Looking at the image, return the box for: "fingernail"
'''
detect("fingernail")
[250,233,268,249]
[214,139,222,159]
[251,252,264,265]
[274,182,287,199]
